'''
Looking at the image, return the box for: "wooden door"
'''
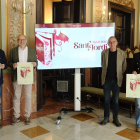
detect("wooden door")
[53,1,74,23]
[111,8,131,48]
[108,1,135,49]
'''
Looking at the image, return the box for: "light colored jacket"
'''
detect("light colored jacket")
[101,48,127,87]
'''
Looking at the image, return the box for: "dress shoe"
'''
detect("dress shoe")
[11,117,20,125]
[100,117,109,125]
[136,127,140,133]
[113,118,121,127]
[24,117,30,125]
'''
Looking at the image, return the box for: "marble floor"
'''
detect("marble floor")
[0,99,139,140]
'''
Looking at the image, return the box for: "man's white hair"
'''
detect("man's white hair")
[108,36,117,44]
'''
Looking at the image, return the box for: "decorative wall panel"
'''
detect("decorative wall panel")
[1,0,37,120]
[95,0,134,23]
[109,0,134,8]
[95,0,102,22]
[7,0,24,60]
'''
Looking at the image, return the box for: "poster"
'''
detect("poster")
[126,74,140,98]
[17,62,33,84]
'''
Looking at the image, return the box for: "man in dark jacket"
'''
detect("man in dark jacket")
[9,34,37,125]
[132,52,140,132]
[0,49,7,129]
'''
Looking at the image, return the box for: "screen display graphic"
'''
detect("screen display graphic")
[35,23,115,70]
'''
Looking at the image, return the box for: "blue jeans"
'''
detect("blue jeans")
[135,98,140,128]
[0,85,2,118]
[103,80,120,119]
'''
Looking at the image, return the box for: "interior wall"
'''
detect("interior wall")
[0,0,139,56]
[44,0,52,23]
[86,0,139,47]
[43,0,74,24]
[0,0,6,53]
[86,0,93,23]
[137,0,140,48]
[133,0,138,47]
[0,0,36,60]
[26,0,36,49]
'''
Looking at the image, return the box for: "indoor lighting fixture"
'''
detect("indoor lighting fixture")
[12,0,34,15]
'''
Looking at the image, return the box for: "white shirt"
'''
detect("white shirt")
[18,46,28,62]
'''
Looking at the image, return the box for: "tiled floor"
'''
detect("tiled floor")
[0,98,139,140]
[21,126,50,138]
[71,113,94,121]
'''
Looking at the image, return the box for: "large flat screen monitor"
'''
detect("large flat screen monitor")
[35,23,115,70]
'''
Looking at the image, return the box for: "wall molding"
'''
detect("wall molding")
[95,0,102,22]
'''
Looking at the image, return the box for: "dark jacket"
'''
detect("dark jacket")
[0,49,7,85]
[9,46,37,82]
[133,52,140,73]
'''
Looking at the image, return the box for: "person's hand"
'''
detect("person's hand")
[32,62,36,67]
[13,63,17,69]
[0,64,5,69]
[132,71,137,75]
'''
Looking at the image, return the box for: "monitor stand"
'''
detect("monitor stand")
[56,68,102,125]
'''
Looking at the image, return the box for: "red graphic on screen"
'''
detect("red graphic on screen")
[44,41,49,46]
[55,32,69,43]
[35,30,69,66]
[36,36,52,65]
[54,29,69,52]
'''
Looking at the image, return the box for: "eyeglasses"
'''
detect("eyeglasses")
[108,41,116,44]
[18,39,26,42]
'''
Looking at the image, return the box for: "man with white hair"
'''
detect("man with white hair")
[101,36,126,127]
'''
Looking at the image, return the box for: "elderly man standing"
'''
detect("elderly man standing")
[9,35,37,125]
[101,36,127,127]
